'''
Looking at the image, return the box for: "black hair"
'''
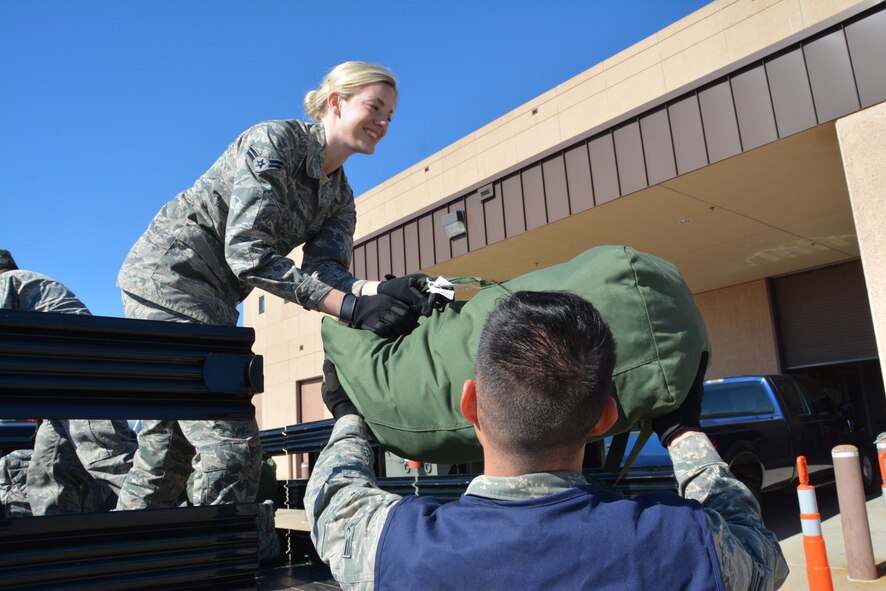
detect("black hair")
[0,249,18,272]
[474,290,617,456]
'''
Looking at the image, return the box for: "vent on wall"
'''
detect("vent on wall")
[441,210,467,239]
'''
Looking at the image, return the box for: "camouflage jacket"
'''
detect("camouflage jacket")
[0,269,91,315]
[305,416,789,591]
[118,120,364,325]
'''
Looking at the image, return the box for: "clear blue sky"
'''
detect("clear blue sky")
[1,0,708,320]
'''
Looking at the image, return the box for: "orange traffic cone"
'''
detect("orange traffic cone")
[879,451,886,516]
[796,456,834,591]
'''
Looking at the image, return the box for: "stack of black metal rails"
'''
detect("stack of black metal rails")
[0,310,264,591]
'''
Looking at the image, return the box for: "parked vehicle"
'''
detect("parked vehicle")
[606,374,876,497]
[0,418,37,457]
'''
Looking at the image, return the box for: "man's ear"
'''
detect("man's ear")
[460,379,478,425]
[589,397,618,436]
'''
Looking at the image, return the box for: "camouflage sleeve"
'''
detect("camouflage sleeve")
[0,272,91,315]
[304,415,401,590]
[302,195,365,298]
[224,125,344,310]
[670,432,789,591]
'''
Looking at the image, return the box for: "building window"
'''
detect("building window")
[258,295,265,314]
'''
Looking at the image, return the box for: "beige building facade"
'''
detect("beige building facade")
[245,0,886,479]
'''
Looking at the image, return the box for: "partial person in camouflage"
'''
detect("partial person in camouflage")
[0,249,91,315]
[0,450,32,518]
[305,291,789,590]
[115,62,432,510]
[0,249,137,515]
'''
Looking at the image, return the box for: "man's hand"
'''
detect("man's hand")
[377,274,444,316]
[321,360,360,420]
[339,292,419,338]
[653,354,708,448]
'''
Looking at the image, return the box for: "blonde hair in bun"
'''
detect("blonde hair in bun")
[304,61,398,122]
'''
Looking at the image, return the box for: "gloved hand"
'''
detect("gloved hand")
[377,273,441,316]
[321,360,359,420]
[339,292,419,338]
[652,354,708,448]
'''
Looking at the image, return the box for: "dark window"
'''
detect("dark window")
[772,377,811,417]
[795,376,837,415]
[258,295,265,314]
[701,382,776,419]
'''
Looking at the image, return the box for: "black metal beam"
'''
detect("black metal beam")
[0,310,262,419]
[0,504,259,590]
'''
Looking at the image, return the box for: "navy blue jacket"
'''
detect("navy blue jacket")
[375,485,725,590]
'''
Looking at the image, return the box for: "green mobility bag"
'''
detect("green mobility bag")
[321,245,710,464]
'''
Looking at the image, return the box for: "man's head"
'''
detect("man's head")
[461,291,618,466]
[0,249,18,272]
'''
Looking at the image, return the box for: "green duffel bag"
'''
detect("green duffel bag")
[322,245,710,464]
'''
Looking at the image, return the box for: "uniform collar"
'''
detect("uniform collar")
[305,123,335,185]
[465,471,590,501]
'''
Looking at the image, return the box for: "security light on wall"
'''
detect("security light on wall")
[441,211,467,239]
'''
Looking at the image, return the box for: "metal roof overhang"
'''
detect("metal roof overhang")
[425,122,857,295]
[352,2,884,296]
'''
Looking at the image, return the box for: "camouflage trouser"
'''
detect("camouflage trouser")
[27,419,136,515]
[115,291,261,509]
[0,449,33,517]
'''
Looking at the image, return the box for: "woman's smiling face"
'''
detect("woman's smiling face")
[332,82,397,157]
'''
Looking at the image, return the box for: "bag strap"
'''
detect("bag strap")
[616,421,655,486]
[603,431,628,472]
[604,421,655,488]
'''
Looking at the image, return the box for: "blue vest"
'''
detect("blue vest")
[375,485,725,591]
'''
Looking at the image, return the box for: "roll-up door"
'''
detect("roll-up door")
[772,260,877,369]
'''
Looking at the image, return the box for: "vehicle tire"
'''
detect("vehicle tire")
[859,450,876,495]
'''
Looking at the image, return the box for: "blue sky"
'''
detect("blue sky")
[1,0,708,320]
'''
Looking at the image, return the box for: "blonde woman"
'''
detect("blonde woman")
[116,61,428,510]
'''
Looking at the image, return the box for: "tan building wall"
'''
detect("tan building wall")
[695,280,781,379]
[837,101,886,385]
[349,0,864,242]
[249,289,326,431]
[244,0,875,433]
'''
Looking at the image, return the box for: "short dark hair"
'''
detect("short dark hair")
[474,291,617,456]
[0,249,17,272]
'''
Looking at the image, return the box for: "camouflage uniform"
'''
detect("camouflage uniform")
[115,120,360,508]
[0,450,33,517]
[305,416,789,591]
[114,293,261,509]
[27,419,137,515]
[0,267,91,316]
[0,262,137,515]
[117,119,365,326]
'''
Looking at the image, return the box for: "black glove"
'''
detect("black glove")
[377,273,441,316]
[321,360,359,420]
[339,292,419,338]
[652,353,708,448]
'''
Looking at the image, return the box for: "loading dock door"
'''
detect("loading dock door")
[772,260,878,369]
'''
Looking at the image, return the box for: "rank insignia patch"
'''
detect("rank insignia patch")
[247,147,284,172]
